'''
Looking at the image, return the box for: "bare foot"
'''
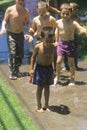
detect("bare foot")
[36,108,44,113]
[46,108,51,112]
[43,107,51,112]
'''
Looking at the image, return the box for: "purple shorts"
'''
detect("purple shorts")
[57,40,77,57]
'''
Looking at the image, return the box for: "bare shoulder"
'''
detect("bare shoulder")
[50,15,56,20]
[56,19,62,26]
[35,42,42,48]
[56,19,62,23]
[71,20,80,29]
[49,15,57,27]
[33,43,42,54]
[73,20,79,25]
[33,16,39,22]
[6,5,15,12]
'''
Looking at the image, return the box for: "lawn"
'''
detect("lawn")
[0,0,14,12]
[0,78,38,130]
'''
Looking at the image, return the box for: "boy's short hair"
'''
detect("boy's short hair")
[41,26,55,38]
[37,1,47,9]
[70,2,79,10]
[60,3,72,12]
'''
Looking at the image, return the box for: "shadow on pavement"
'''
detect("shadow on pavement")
[49,105,70,115]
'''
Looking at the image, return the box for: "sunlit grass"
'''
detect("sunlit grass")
[0,0,14,12]
[0,0,14,4]
[81,55,87,61]
[0,78,38,130]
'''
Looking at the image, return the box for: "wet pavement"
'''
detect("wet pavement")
[0,61,87,130]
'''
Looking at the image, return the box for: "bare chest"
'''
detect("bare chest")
[40,46,54,57]
[10,10,25,21]
[58,21,74,35]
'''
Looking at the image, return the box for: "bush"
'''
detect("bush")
[78,34,87,60]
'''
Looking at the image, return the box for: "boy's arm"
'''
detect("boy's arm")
[29,18,36,37]
[48,5,60,15]
[54,27,59,46]
[25,9,30,32]
[0,7,10,35]
[74,21,87,36]
[28,18,36,43]
[55,27,59,41]
[30,45,39,76]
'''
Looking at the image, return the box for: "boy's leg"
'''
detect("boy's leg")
[56,56,63,83]
[74,56,78,68]
[36,85,44,112]
[7,35,17,80]
[68,57,75,85]
[63,55,70,70]
[16,36,24,76]
[44,85,50,110]
[74,38,79,70]
[53,47,57,73]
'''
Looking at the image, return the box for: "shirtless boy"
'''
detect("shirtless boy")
[55,3,87,86]
[30,26,56,112]
[29,1,57,40]
[25,1,57,72]
[0,0,31,79]
[47,2,83,71]
[63,2,82,71]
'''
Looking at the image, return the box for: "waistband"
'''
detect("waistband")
[37,63,52,67]
[58,39,75,44]
[7,31,23,35]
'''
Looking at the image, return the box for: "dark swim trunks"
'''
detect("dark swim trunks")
[33,64,54,85]
[57,40,77,57]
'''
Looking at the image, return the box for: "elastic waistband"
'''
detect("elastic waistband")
[7,31,23,35]
[37,63,52,67]
[58,39,75,44]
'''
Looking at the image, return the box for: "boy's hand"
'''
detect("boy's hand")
[53,41,58,47]
[24,34,30,40]
[29,35,33,43]
[29,69,34,83]
[0,28,6,35]
[24,34,33,43]
[30,69,34,77]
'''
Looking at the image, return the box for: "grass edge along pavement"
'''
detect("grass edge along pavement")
[0,78,38,130]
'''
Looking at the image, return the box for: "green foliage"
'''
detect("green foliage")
[78,34,87,60]
[77,23,87,61]
[0,79,37,130]
[0,0,14,12]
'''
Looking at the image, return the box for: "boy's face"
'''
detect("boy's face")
[70,4,79,16]
[44,34,55,45]
[41,27,55,46]
[15,0,24,6]
[72,8,78,16]
[38,7,47,17]
[61,9,71,20]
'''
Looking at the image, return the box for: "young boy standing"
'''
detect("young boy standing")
[63,2,82,71]
[55,3,87,86]
[30,26,56,112]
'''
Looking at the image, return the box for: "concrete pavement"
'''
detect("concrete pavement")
[0,61,87,130]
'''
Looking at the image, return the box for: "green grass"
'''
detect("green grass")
[81,55,87,61]
[0,0,14,12]
[0,78,38,130]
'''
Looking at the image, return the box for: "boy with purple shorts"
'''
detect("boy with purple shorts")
[55,3,87,86]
